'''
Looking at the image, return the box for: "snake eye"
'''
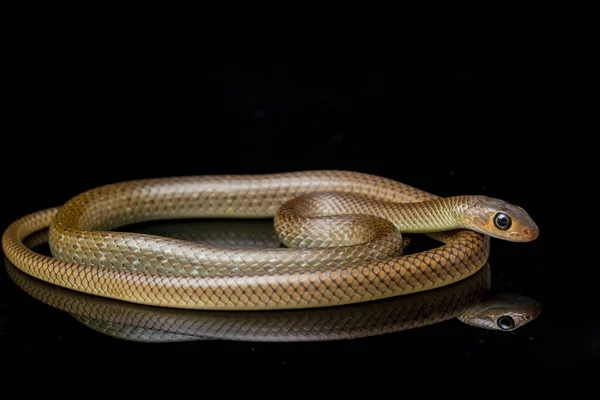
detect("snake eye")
[493,213,512,230]
[497,315,515,330]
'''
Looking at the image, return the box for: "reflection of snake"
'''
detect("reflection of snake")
[2,171,538,310]
[4,223,541,342]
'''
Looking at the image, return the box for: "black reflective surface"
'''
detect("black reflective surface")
[1,68,594,383]
[3,221,542,343]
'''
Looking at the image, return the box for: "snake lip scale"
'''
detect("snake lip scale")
[2,170,539,311]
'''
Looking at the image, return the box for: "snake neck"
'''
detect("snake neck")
[385,196,465,233]
[277,193,466,234]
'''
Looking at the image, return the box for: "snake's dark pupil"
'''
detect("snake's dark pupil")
[494,213,512,230]
[498,316,515,330]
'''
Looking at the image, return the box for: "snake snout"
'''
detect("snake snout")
[518,212,539,242]
[523,225,539,241]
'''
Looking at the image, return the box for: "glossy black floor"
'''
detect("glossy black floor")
[1,68,593,382]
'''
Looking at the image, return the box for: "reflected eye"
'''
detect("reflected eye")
[494,213,512,230]
[497,315,515,330]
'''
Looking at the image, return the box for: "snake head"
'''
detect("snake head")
[457,292,542,331]
[461,196,539,242]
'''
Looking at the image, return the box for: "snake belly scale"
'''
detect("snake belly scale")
[2,170,538,310]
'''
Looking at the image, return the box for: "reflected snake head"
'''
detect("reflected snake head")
[457,292,542,331]
[461,196,539,242]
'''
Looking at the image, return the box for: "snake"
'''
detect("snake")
[1,170,539,310]
[4,223,541,342]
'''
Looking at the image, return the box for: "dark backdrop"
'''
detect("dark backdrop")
[1,65,591,384]
[3,67,545,226]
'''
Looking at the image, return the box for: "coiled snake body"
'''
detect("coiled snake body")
[2,171,538,310]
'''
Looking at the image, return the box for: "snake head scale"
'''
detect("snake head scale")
[461,196,539,242]
[457,292,542,331]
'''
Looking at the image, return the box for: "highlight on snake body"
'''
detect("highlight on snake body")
[2,170,539,311]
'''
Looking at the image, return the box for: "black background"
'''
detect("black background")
[0,64,593,385]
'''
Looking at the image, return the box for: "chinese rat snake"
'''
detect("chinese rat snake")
[2,171,539,310]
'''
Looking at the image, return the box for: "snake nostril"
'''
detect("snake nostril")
[523,228,530,236]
